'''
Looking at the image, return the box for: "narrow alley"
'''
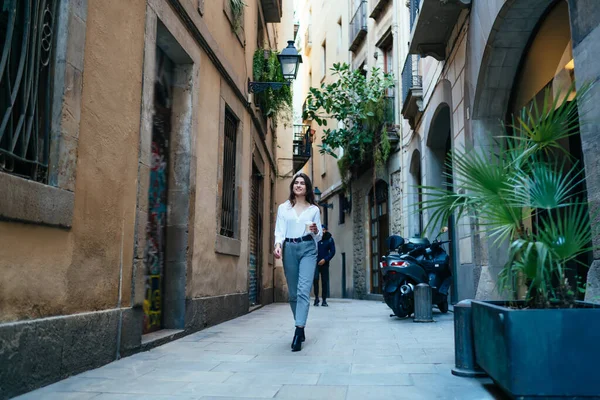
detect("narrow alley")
[16,300,504,400]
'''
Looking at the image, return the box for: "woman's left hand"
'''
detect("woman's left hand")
[309,223,318,234]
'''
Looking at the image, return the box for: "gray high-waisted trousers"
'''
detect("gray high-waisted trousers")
[283,239,318,327]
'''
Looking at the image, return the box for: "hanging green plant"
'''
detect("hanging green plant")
[252,48,292,124]
[230,0,246,33]
[303,63,395,190]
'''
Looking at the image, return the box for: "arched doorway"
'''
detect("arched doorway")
[425,104,457,303]
[369,180,389,294]
[508,0,591,298]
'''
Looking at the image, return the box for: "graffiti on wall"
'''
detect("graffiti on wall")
[143,89,171,333]
[143,136,168,333]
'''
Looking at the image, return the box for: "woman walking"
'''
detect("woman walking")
[274,172,322,352]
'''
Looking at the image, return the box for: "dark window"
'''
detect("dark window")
[0,0,59,183]
[220,108,238,238]
[322,204,329,228]
[338,193,346,224]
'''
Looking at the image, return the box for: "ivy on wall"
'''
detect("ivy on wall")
[253,49,293,124]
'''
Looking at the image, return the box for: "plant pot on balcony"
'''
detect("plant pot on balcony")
[471,300,600,399]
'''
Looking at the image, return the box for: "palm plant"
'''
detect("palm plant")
[419,83,595,308]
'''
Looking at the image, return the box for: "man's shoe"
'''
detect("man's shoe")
[314,298,319,306]
[322,301,328,307]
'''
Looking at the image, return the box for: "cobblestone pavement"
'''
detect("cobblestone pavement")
[17,299,507,400]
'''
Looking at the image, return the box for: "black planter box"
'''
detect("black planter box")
[471,300,600,399]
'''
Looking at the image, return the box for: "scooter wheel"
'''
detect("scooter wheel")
[438,301,449,313]
[393,290,411,318]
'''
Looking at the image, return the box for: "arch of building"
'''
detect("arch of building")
[468,0,600,301]
[471,0,556,120]
[407,148,422,238]
[420,79,453,234]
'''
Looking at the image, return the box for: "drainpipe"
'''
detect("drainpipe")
[392,0,400,127]
[115,217,125,360]
[392,0,405,237]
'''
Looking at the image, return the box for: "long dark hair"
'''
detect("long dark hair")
[288,172,316,206]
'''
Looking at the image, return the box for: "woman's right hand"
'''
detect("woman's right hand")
[274,245,282,259]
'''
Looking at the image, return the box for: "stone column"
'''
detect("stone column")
[569,0,600,303]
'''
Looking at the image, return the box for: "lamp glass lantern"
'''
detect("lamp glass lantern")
[277,41,303,81]
[313,186,322,203]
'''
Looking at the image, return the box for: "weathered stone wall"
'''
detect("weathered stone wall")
[0,0,145,323]
[390,170,403,235]
[568,0,600,303]
[0,0,284,397]
[352,185,367,299]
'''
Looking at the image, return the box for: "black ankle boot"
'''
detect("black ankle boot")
[291,327,306,348]
[291,327,304,352]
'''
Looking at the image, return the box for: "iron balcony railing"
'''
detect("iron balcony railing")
[349,1,368,52]
[293,124,311,158]
[410,0,421,30]
[402,55,422,105]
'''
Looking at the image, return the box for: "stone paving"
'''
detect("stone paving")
[16,299,507,400]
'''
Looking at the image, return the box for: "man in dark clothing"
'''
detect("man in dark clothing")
[313,225,336,307]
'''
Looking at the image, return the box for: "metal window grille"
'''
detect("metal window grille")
[220,109,238,238]
[0,0,58,183]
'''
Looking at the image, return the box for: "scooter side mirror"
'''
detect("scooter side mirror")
[386,235,405,251]
[434,226,450,241]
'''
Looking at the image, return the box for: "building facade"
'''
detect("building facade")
[399,0,600,303]
[289,0,600,305]
[286,0,354,301]
[0,0,290,397]
[291,0,405,300]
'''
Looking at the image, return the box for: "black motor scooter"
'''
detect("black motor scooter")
[380,228,452,318]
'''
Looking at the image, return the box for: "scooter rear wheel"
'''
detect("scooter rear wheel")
[393,289,412,318]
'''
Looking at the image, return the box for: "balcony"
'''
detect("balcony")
[349,1,367,52]
[261,0,282,23]
[408,0,471,61]
[293,124,312,172]
[305,25,312,55]
[401,54,423,129]
[370,0,390,20]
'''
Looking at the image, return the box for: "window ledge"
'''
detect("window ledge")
[0,173,74,228]
[215,234,241,256]
[223,0,246,47]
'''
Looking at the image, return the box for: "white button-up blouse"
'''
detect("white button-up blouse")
[274,200,322,246]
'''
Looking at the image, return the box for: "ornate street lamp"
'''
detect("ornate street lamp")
[313,187,333,209]
[278,40,303,81]
[248,41,302,93]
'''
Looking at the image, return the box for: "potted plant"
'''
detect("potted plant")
[419,84,600,398]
